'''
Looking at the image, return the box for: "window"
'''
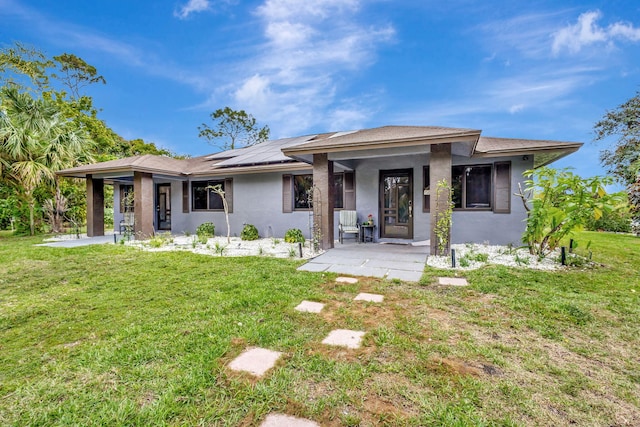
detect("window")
[119,184,134,213]
[283,172,355,212]
[452,165,492,210]
[294,174,314,209]
[192,179,233,211]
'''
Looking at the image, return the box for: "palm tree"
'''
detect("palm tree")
[0,87,92,234]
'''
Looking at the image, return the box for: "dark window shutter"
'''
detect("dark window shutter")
[494,162,511,213]
[182,181,189,213]
[422,166,430,212]
[282,174,293,213]
[344,171,356,210]
[224,178,233,213]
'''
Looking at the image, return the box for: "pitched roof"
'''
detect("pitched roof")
[57,125,583,178]
[475,136,582,167]
[57,154,188,178]
[283,125,481,156]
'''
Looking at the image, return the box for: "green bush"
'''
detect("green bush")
[241,224,259,241]
[585,208,632,233]
[196,222,215,238]
[284,228,305,243]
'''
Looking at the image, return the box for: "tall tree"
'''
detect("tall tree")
[198,106,269,151]
[0,87,92,234]
[594,91,640,227]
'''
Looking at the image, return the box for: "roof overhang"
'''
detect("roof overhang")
[283,130,481,164]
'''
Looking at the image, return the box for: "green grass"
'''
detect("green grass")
[1,231,639,426]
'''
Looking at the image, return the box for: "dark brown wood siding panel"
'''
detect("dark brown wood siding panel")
[224,178,233,213]
[493,161,511,213]
[282,174,293,213]
[344,171,356,210]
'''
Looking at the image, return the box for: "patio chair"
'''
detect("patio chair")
[338,210,360,244]
[119,212,134,234]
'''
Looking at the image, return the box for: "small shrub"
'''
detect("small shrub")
[514,253,530,266]
[241,224,259,241]
[198,234,208,244]
[288,246,297,257]
[459,257,470,267]
[196,222,215,238]
[284,228,305,243]
[214,241,226,256]
[468,252,489,263]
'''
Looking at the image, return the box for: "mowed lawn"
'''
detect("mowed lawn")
[0,232,639,426]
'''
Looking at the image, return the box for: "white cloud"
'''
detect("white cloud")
[174,0,211,19]
[219,0,394,135]
[552,10,640,55]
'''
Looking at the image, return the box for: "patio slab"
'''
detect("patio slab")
[438,277,469,286]
[260,414,319,427]
[354,292,384,303]
[228,347,283,377]
[321,329,366,349]
[386,269,424,282]
[295,301,325,313]
[336,276,359,284]
[299,242,427,282]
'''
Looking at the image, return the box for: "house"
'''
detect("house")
[57,125,582,254]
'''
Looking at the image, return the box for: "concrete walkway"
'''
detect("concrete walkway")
[36,235,118,248]
[298,242,428,282]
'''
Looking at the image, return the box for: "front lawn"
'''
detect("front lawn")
[0,232,638,425]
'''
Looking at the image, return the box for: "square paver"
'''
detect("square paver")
[438,277,469,286]
[260,414,319,427]
[295,300,325,313]
[321,329,366,349]
[354,292,384,303]
[228,347,282,377]
[336,276,359,284]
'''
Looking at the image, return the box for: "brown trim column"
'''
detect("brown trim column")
[313,153,334,250]
[429,143,452,256]
[134,171,155,239]
[86,174,104,237]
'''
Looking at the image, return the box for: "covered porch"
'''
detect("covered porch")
[283,126,482,255]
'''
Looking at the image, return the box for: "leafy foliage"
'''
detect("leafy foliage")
[284,228,305,243]
[240,224,259,241]
[0,42,179,233]
[195,222,215,238]
[594,91,640,227]
[585,192,632,233]
[518,167,622,256]
[594,91,640,186]
[198,106,269,150]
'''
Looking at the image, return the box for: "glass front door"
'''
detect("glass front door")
[156,184,171,231]
[380,170,413,239]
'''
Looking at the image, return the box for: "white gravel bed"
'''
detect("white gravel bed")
[127,235,318,259]
[426,243,562,271]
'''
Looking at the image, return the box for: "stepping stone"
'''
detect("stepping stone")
[295,300,325,313]
[336,276,359,284]
[228,347,282,377]
[260,414,319,427]
[322,329,366,349]
[438,277,469,286]
[354,292,384,303]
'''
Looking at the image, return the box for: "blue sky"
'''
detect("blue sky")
[1,0,639,181]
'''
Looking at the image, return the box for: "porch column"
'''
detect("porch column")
[133,171,154,239]
[429,143,452,256]
[86,174,105,237]
[313,153,334,250]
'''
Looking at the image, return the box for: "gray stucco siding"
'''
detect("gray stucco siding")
[169,170,314,239]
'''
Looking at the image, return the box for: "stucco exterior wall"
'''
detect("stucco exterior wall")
[170,170,315,239]
[111,155,532,245]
